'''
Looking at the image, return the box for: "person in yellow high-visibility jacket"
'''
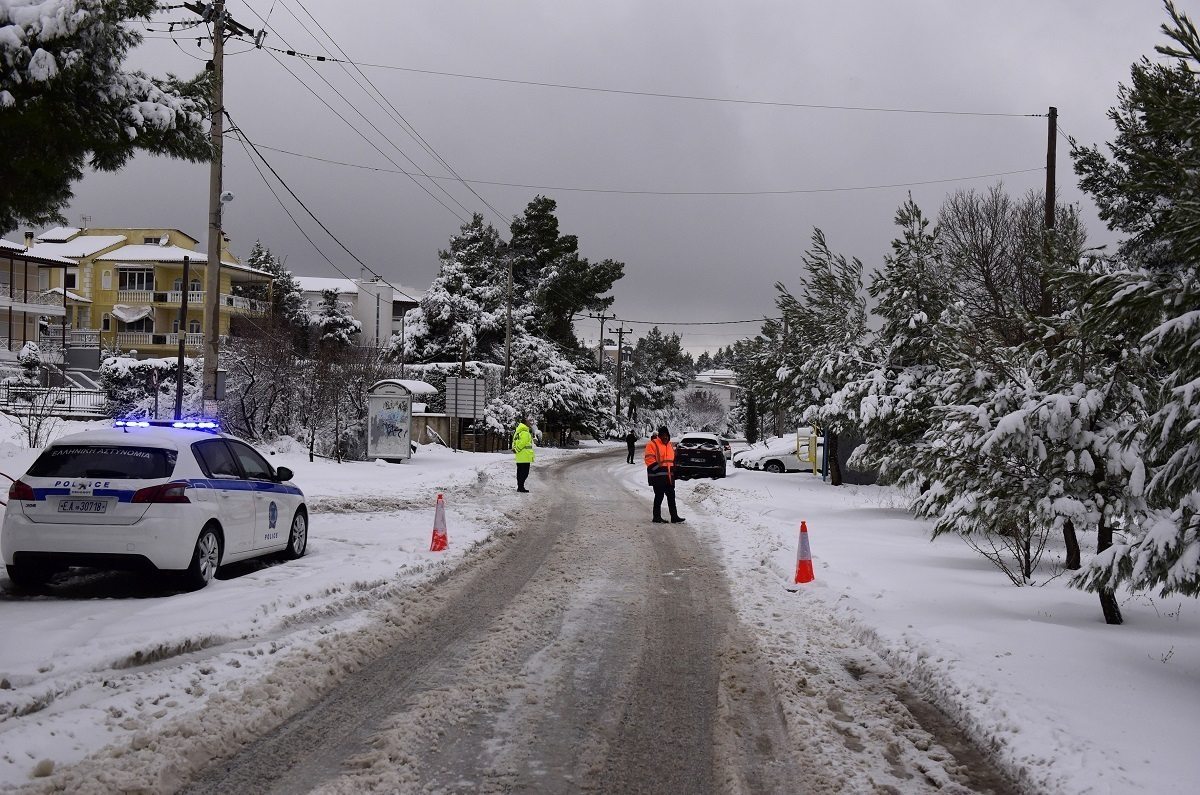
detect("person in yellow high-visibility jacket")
[512,415,535,493]
[644,425,684,524]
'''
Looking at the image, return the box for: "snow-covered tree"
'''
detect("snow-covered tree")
[0,0,211,233]
[624,326,692,419]
[508,196,623,354]
[400,214,509,365]
[239,240,307,329]
[840,197,952,486]
[1067,0,1200,598]
[777,229,869,485]
[313,289,361,349]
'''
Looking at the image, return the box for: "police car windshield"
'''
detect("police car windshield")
[27,445,178,479]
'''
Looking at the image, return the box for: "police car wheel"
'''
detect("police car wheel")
[284,510,308,559]
[182,524,222,590]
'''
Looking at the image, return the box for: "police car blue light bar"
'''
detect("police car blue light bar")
[115,418,220,432]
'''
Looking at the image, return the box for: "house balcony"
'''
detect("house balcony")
[116,290,267,312]
[0,285,67,314]
[115,331,205,350]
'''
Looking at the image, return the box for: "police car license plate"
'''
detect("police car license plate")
[59,499,107,514]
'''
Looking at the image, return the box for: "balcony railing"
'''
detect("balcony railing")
[114,290,267,313]
[0,284,67,307]
[114,331,205,349]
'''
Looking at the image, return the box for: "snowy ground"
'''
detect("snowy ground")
[0,419,1196,793]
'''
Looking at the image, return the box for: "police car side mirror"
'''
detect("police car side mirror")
[275,466,294,482]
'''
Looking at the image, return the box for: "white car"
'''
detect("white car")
[732,433,823,474]
[2,420,308,590]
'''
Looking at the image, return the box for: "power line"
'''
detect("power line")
[259,45,1043,119]
[227,114,418,302]
[242,142,1043,197]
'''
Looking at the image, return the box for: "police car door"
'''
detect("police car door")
[193,439,256,555]
[226,440,288,550]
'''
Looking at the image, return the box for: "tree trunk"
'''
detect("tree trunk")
[827,431,843,486]
[1096,516,1123,625]
[1062,519,1081,570]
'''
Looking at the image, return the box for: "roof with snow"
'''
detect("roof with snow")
[297,276,357,294]
[1,238,81,265]
[96,243,237,266]
[28,235,128,259]
[38,226,82,243]
[47,287,91,303]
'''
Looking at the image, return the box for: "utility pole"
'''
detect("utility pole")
[589,312,615,369]
[175,255,190,419]
[614,326,630,419]
[184,1,257,408]
[504,254,513,384]
[1040,105,1058,318]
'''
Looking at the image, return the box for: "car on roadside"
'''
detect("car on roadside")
[672,432,727,480]
[1,419,308,591]
[732,433,823,474]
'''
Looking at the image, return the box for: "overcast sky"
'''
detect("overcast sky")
[61,0,1179,354]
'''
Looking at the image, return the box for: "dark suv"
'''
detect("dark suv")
[673,433,727,480]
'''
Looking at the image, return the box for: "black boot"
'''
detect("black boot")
[671,516,686,523]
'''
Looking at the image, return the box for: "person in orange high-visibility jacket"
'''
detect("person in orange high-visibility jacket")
[644,425,685,524]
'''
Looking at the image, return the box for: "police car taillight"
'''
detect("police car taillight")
[131,482,191,504]
[8,480,34,501]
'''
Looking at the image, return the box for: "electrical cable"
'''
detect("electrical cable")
[227,113,419,302]
[260,44,1044,119]
[282,0,512,228]
[231,3,478,223]
[242,142,1044,196]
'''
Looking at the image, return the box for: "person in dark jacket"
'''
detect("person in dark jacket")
[644,425,684,523]
[625,430,637,464]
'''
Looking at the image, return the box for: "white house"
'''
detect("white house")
[296,276,423,348]
[676,369,742,414]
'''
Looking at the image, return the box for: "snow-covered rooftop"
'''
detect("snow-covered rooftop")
[37,226,81,243]
[297,276,357,294]
[95,243,237,266]
[46,287,91,303]
[27,235,127,259]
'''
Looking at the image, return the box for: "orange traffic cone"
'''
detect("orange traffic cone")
[429,493,448,552]
[785,521,814,590]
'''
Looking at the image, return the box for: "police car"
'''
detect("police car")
[1,420,307,590]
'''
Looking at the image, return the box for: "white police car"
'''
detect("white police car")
[1,420,307,590]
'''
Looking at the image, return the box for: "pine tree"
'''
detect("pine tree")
[625,327,692,419]
[836,197,951,485]
[1067,0,1200,598]
[0,0,211,233]
[400,214,508,365]
[314,289,361,349]
[508,196,623,354]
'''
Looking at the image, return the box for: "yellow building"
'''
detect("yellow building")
[25,226,272,366]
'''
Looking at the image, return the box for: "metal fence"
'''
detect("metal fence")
[0,385,107,417]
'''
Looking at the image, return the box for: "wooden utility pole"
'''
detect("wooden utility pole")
[504,254,513,383]
[184,0,255,407]
[614,326,630,419]
[590,313,615,369]
[1040,106,1058,318]
[175,255,190,419]
[202,0,225,408]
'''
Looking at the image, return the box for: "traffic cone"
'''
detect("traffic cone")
[429,493,448,552]
[785,521,814,590]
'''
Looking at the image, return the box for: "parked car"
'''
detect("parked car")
[1,420,308,590]
[673,432,727,480]
[732,433,823,474]
[719,437,733,459]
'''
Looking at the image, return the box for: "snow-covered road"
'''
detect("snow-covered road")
[2,433,1195,793]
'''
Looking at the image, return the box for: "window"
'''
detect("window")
[39,269,48,290]
[194,440,240,478]
[191,279,202,292]
[28,445,177,479]
[172,319,180,334]
[227,440,275,481]
[102,270,111,290]
[118,268,154,292]
[65,269,77,290]
[188,319,201,333]
[120,317,153,333]
[173,278,183,291]
[102,313,110,332]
